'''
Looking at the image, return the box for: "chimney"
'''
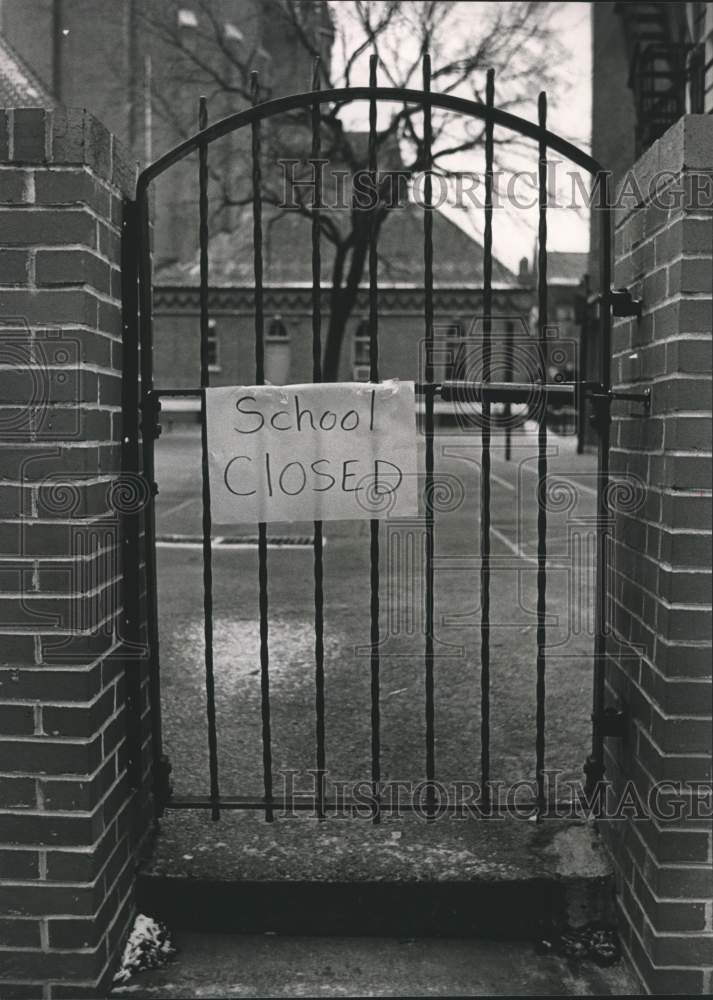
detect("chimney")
[518,257,530,285]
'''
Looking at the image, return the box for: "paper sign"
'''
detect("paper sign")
[206,381,419,523]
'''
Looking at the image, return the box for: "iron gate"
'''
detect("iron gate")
[123,55,648,823]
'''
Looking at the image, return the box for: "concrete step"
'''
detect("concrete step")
[138,813,615,939]
[109,932,640,998]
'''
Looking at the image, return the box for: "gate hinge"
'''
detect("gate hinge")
[593,706,627,739]
[610,287,642,318]
[154,754,173,816]
[582,754,606,800]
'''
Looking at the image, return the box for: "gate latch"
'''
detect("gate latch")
[587,383,651,429]
[140,391,163,440]
[610,287,642,318]
[610,387,651,416]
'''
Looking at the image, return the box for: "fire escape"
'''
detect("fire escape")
[616,1,707,156]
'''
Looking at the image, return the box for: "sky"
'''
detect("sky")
[330,1,592,274]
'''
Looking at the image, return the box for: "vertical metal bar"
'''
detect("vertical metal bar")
[120,198,143,791]
[577,274,590,456]
[480,68,494,810]
[585,173,612,800]
[368,53,381,825]
[198,97,220,821]
[422,53,436,817]
[504,320,514,462]
[251,72,274,823]
[311,59,326,821]
[535,92,549,817]
[137,180,169,812]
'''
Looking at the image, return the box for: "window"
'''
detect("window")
[177,8,198,28]
[432,321,465,381]
[265,317,291,384]
[353,320,371,381]
[267,317,288,339]
[207,318,220,372]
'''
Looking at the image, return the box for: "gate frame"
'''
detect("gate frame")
[124,57,649,821]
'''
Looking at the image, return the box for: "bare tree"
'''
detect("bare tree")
[140,0,566,379]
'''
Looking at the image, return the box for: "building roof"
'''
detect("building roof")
[155,201,519,289]
[543,251,588,287]
[0,35,54,107]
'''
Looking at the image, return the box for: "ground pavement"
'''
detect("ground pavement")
[121,423,641,998]
[110,932,640,998]
[152,422,602,807]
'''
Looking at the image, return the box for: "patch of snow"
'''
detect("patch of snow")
[113,913,175,985]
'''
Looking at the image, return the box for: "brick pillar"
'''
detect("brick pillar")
[0,108,151,999]
[604,115,713,994]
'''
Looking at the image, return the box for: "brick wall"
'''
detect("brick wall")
[0,108,152,998]
[604,115,713,994]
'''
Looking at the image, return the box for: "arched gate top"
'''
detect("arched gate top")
[136,84,603,194]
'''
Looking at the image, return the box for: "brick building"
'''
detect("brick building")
[0,0,333,265]
[590,1,713,288]
[152,186,531,411]
[0,32,55,110]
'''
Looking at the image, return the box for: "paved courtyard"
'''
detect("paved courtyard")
[152,419,601,808]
